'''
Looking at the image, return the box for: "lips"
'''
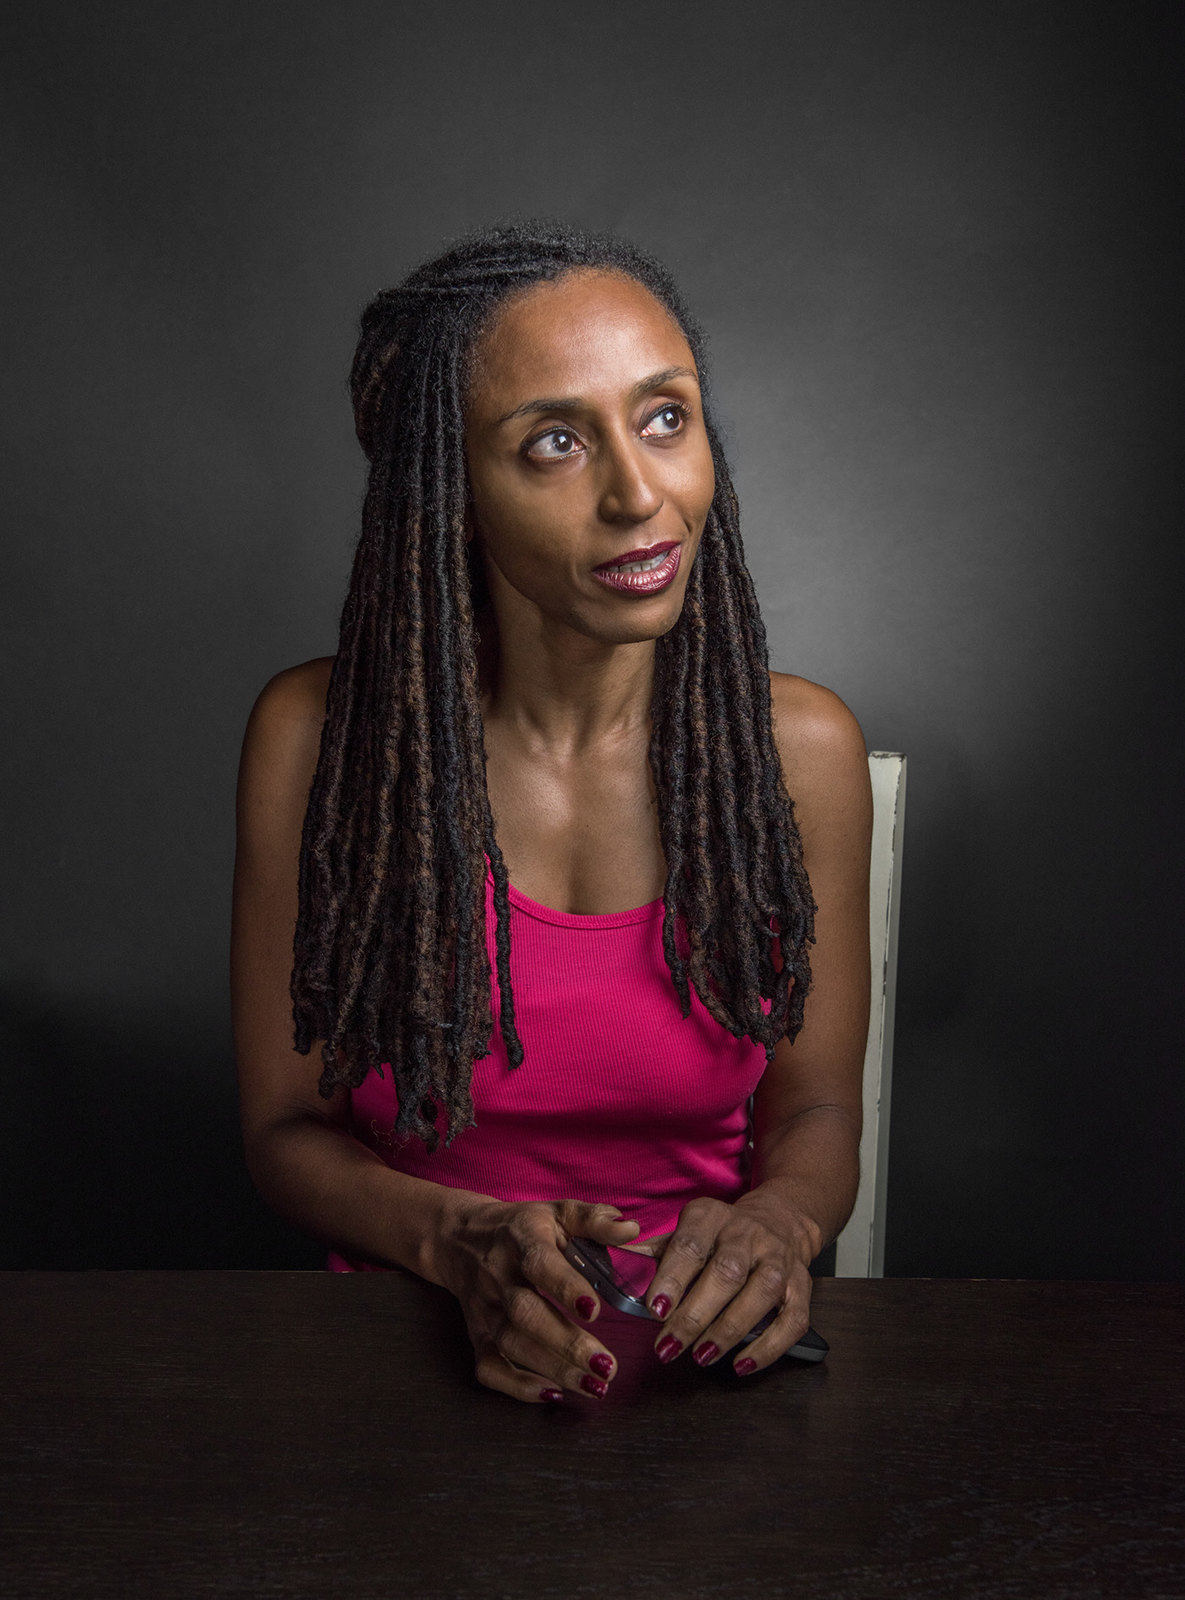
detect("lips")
[596,540,681,571]
[593,541,683,596]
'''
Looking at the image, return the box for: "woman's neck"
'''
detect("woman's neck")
[476,605,656,758]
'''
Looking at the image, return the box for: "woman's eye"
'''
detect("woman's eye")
[642,404,687,437]
[526,428,583,460]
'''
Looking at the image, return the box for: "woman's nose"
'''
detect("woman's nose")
[597,441,664,525]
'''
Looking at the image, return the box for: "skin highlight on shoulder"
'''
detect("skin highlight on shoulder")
[237,658,336,841]
[256,656,334,728]
[767,672,871,843]
[768,671,867,770]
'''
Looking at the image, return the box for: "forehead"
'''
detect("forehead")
[467,269,696,416]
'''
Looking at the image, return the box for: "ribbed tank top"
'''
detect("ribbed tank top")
[328,870,770,1271]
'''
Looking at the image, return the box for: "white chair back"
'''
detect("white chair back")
[834,752,907,1278]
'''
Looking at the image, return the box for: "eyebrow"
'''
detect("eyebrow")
[495,365,699,427]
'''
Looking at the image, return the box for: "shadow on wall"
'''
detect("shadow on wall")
[884,716,1183,1281]
[0,988,324,1269]
[884,732,991,1273]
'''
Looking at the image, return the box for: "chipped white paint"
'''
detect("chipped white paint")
[834,753,907,1279]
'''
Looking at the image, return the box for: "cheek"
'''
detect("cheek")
[465,456,502,534]
[678,439,717,528]
[468,465,526,553]
[470,475,572,583]
[470,452,586,557]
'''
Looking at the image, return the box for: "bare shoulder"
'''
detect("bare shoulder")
[232,656,348,1141]
[767,672,871,837]
[244,656,334,757]
[249,656,335,732]
[768,671,867,779]
[237,656,335,831]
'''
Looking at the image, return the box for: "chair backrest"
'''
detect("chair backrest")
[834,752,907,1278]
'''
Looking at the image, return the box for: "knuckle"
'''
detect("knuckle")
[474,1351,504,1388]
[710,1254,749,1288]
[679,1201,718,1232]
[565,1333,596,1369]
[786,1306,811,1342]
[763,1308,807,1355]
[517,1238,551,1280]
[512,1207,547,1241]
[672,1233,709,1265]
[503,1284,538,1326]
[753,1261,788,1299]
[710,1306,749,1345]
[674,1301,709,1336]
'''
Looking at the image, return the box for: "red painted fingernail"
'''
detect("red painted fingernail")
[693,1342,720,1367]
[651,1294,672,1320]
[588,1352,613,1380]
[655,1334,682,1363]
[540,1388,565,1402]
[580,1374,607,1398]
[576,1295,596,1321]
[734,1358,758,1376]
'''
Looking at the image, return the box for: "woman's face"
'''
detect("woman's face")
[464,269,716,648]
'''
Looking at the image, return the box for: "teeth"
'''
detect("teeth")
[616,550,670,574]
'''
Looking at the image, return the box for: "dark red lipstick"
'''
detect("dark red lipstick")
[593,541,682,595]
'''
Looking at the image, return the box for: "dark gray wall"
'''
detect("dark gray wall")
[3,1,1180,1274]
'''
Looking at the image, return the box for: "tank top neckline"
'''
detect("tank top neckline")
[485,867,664,930]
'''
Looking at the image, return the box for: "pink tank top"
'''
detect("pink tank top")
[328,870,769,1270]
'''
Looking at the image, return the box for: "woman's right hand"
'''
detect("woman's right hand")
[437,1198,641,1403]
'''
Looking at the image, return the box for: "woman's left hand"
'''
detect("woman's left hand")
[627,1190,819,1373]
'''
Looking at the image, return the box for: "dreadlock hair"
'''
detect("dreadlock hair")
[292,219,816,1152]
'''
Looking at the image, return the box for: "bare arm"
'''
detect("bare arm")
[636,674,872,1370]
[230,660,637,1401]
[231,659,480,1280]
[739,673,872,1251]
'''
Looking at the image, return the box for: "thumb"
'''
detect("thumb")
[617,1230,674,1259]
[559,1201,641,1242]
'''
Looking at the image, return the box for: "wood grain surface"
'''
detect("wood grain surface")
[2,1273,1182,1599]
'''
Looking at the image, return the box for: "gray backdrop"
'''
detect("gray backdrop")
[3,1,1180,1275]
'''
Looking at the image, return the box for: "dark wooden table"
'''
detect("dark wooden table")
[2,1273,1182,1599]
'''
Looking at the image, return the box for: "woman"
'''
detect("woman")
[231,222,872,1404]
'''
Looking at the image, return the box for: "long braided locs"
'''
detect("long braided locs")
[292,222,816,1152]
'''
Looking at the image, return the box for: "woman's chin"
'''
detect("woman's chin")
[581,587,690,645]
